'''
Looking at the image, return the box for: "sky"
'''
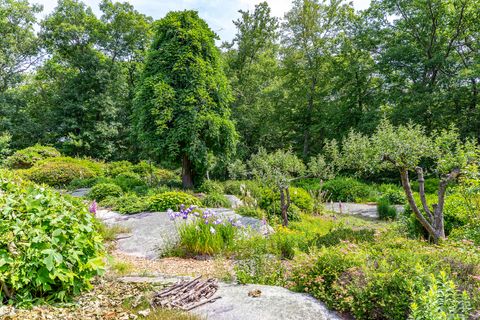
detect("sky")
[33,0,372,42]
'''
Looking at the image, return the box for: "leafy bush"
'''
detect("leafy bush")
[113,172,146,192]
[402,192,470,238]
[0,171,104,305]
[197,180,224,194]
[201,193,231,208]
[290,234,480,320]
[322,177,373,202]
[449,223,480,245]
[5,145,61,169]
[410,272,472,320]
[312,227,375,248]
[235,206,266,219]
[378,184,405,204]
[23,157,104,187]
[0,133,11,164]
[377,198,398,220]
[100,193,149,214]
[258,188,303,221]
[106,160,135,177]
[292,178,322,191]
[235,254,286,286]
[223,180,262,198]
[148,191,200,212]
[289,187,314,212]
[88,183,123,201]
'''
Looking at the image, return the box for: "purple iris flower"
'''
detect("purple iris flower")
[89,201,97,215]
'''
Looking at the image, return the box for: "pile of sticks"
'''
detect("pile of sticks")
[152,276,221,311]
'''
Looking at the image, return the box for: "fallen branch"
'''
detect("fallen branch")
[151,277,220,311]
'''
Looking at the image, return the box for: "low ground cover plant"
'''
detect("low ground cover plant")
[0,170,105,305]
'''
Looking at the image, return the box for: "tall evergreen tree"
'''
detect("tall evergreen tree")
[133,11,237,188]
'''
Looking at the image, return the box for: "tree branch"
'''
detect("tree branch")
[415,167,433,222]
[399,169,436,239]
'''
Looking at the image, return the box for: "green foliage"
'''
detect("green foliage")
[201,193,231,208]
[23,157,104,187]
[410,178,440,195]
[0,171,104,305]
[113,172,146,192]
[249,148,305,188]
[377,184,405,204]
[292,178,321,191]
[377,199,398,220]
[289,187,314,212]
[227,159,248,180]
[312,227,375,248]
[87,183,123,201]
[100,193,149,214]
[148,191,200,212]
[133,10,237,186]
[291,234,480,320]
[197,180,224,194]
[235,254,286,286]
[0,133,11,163]
[410,272,472,320]
[176,217,237,256]
[322,177,373,202]
[106,160,135,177]
[5,145,61,169]
[235,206,265,219]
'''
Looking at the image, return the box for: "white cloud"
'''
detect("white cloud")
[33,0,371,42]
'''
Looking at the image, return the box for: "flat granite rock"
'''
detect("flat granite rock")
[119,276,341,320]
[96,208,266,259]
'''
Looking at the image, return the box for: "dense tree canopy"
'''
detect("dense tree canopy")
[133,10,237,188]
[0,0,478,177]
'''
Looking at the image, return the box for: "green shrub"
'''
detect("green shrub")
[5,145,61,169]
[292,178,322,191]
[377,198,398,220]
[198,180,224,194]
[23,157,104,187]
[223,180,262,198]
[235,253,286,286]
[100,193,149,214]
[0,171,104,305]
[312,227,375,248]
[410,178,440,195]
[410,272,472,320]
[113,172,146,192]
[235,206,266,219]
[148,191,200,212]
[88,183,123,201]
[378,184,406,204]
[258,187,303,221]
[402,192,470,239]
[291,234,480,320]
[449,223,480,245]
[106,160,135,177]
[289,187,314,212]
[323,177,373,202]
[201,193,231,208]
